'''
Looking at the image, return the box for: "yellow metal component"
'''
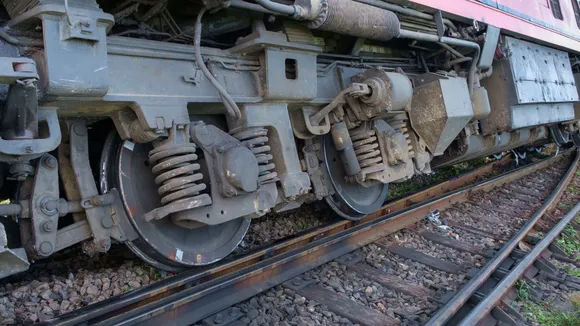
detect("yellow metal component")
[312,37,325,46]
[360,44,393,55]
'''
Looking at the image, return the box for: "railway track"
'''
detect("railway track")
[41,150,578,326]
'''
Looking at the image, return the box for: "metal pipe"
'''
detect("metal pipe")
[0,204,22,216]
[0,28,43,47]
[398,29,480,97]
[426,150,580,326]
[228,0,280,15]
[255,0,295,15]
[354,0,457,31]
[194,8,241,119]
[460,195,580,324]
[448,57,472,66]
[437,42,464,58]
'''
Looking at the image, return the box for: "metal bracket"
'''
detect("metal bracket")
[434,10,445,41]
[183,66,204,85]
[30,154,59,257]
[0,109,61,157]
[0,57,38,84]
[68,121,112,253]
[302,140,331,201]
[61,16,100,42]
[0,222,29,278]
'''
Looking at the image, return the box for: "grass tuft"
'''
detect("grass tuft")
[517,281,580,326]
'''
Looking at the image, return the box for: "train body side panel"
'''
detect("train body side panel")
[408,0,580,53]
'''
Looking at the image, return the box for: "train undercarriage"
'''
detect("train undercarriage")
[0,0,578,277]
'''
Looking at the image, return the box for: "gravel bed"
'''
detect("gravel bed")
[418,219,501,251]
[0,246,171,324]
[386,230,487,269]
[363,244,465,293]
[443,204,518,237]
[229,285,355,326]
[238,204,335,253]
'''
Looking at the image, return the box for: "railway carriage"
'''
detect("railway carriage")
[0,0,578,277]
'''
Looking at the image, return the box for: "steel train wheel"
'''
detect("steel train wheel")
[321,134,388,220]
[100,131,250,271]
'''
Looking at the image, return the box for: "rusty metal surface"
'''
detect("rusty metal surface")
[425,149,580,326]
[43,153,565,326]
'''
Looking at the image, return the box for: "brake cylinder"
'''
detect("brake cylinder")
[308,0,400,41]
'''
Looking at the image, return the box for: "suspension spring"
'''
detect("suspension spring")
[232,127,279,185]
[149,137,208,208]
[390,119,414,157]
[350,128,385,174]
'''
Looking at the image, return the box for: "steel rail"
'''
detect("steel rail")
[42,152,566,326]
[426,149,580,326]
[458,164,580,324]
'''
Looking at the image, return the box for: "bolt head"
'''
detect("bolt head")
[216,145,225,154]
[292,280,301,286]
[41,220,55,233]
[43,156,57,169]
[224,186,236,197]
[101,215,113,229]
[73,123,87,136]
[38,241,53,255]
[40,197,58,216]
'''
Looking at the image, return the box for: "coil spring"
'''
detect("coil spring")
[149,141,207,206]
[350,128,385,171]
[389,120,414,157]
[232,127,279,185]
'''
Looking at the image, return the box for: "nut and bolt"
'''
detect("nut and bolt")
[216,145,225,153]
[292,279,302,286]
[40,220,55,233]
[38,241,53,255]
[40,197,58,216]
[42,155,57,169]
[224,186,236,197]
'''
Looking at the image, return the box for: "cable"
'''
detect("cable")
[255,0,295,16]
[194,8,241,120]
[0,28,43,47]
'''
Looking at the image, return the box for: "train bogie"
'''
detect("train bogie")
[0,0,578,277]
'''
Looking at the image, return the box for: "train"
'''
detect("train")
[0,0,578,277]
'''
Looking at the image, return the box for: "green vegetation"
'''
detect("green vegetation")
[559,264,580,278]
[557,226,580,256]
[567,186,580,195]
[517,281,580,326]
[386,157,491,200]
